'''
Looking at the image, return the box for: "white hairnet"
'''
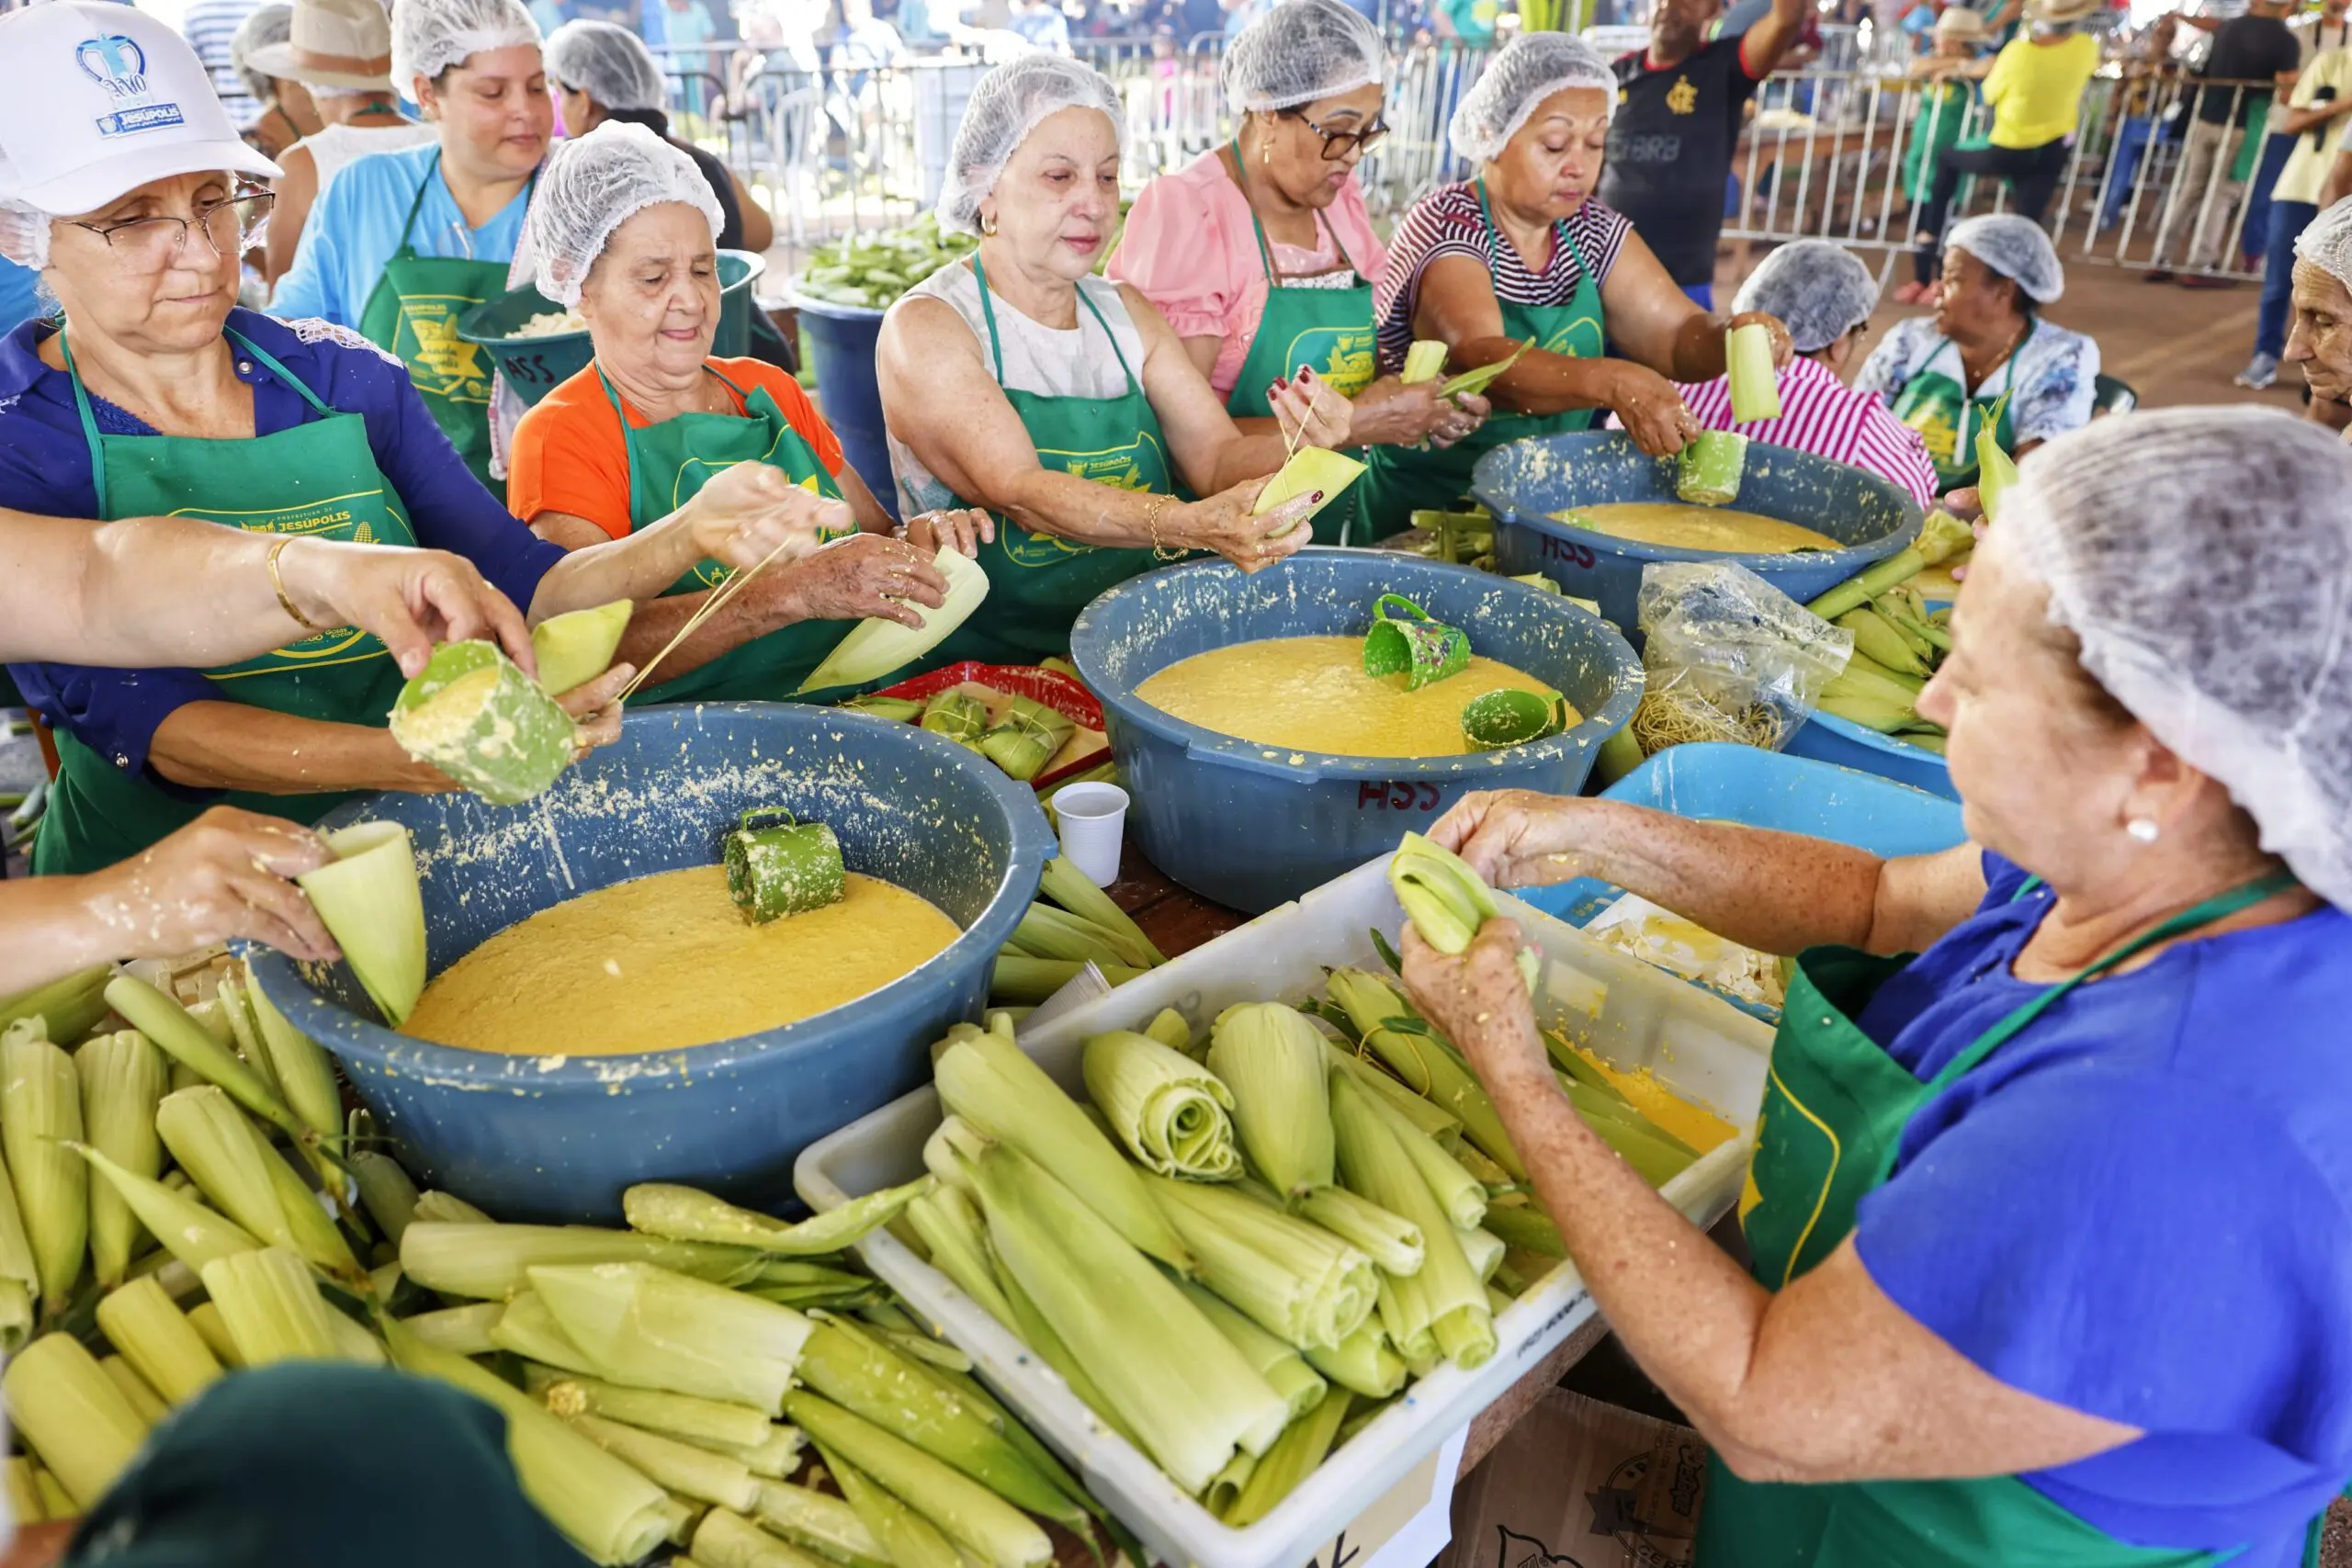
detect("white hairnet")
[1448,33,1616,164]
[544,18,666,113]
[232,4,296,104]
[523,119,720,307]
[2004,406,2352,908]
[936,54,1123,237]
[1222,0,1386,115]
[392,0,542,94]
[1946,213,2064,303]
[2293,195,2352,287]
[1734,240,1880,353]
[0,188,50,270]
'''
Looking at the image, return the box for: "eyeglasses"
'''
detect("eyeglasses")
[1283,109,1389,161]
[64,192,276,270]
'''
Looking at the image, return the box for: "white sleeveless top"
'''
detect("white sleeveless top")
[886,261,1151,516]
[291,121,437,195]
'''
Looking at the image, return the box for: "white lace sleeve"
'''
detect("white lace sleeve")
[283,316,406,369]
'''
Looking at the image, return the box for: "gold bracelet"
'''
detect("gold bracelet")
[1144,494,1184,562]
[267,536,329,632]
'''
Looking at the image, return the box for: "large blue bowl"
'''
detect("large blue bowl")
[1070,550,1642,914]
[247,704,1052,1223]
[1784,711,1957,799]
[1472,431,1923,633]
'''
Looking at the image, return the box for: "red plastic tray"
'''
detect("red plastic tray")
[871,662,1106,789]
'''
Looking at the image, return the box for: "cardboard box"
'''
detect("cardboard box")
[1441,1391,1710,1568]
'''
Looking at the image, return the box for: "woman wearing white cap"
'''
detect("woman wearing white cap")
[1110,0,1480,545]
[0,4,842,877]
[250,0,434,288]
[876,54,1350,667]
[270,0,552,493]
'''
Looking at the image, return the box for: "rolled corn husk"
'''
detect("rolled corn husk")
[1725,321,1781,423]
[155,1086,293,1250]
[75,1030,169,1291]
[6,1334,146,1508]
[530,1261,815,1414]
[1204,1003,1333,1199]
[96,1274,224,1404]
[1080,1030,1239,1179]
[200,1246,340,1366]
[568,1412,760,1513]
[2,1025,86,1316]
[1331,1075,1495,1370]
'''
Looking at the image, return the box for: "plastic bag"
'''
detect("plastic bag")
[1628,562,1852,756]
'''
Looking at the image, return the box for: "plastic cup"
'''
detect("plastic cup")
[1053,782,1130,887]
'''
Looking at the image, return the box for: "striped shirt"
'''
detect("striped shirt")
[1612,353,1939,506]
[1373,181,1634,374]
[182,0,265,126]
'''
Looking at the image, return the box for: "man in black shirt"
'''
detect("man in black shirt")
[2148,0,2302,279]
[1597,0,1809,309]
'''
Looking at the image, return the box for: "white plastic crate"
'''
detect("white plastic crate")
[796,856,1771,1568]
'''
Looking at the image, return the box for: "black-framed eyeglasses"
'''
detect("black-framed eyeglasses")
[1281,108,1390,161]
[65,191,277,270]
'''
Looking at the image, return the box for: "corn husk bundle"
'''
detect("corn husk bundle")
[990,855,1168,1006]
[389,640,580,806]
[975,697,1075,784]
[1804,510,1973,754]
[1725,321,1781,423]
[1080,1031,1238,1179]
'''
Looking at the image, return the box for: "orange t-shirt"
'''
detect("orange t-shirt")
[505,356,848,539]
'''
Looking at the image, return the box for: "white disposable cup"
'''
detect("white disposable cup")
[1052,782,1130,887]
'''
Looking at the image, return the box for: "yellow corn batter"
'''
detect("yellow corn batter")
[1556,502,1839,555]
[403,866,960,1056]
[1134,635,1569,758]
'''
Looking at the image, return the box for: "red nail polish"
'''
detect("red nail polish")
[1311,491,1325,502]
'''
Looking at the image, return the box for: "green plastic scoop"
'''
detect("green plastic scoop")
[1460,689,1571,751]
[1363,593,1471,691]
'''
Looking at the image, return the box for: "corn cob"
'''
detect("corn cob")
[1227,1385,1351,1527]
[75,1029,168,1289]
[201,1246,340,1365]
[1205,1003,1334,1199]
[4,1333,146,1508]
[95,1274,223,1404]
[3,1025,86,1315]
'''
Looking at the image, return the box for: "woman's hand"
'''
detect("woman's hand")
[77,806,339,963]
[1172,479,1318,573]
[556,664,630,754]
[1344,378,1488,449]
[277,540,536,678]
[1606,364,1702,457]
[901,507,995,558]
[775,535,951,628]
[1428,788,1599,887]
[1398,920,1550,1088]
[1726,310,1796,369]
[682,465,853,571]
[1268,367,1354,452]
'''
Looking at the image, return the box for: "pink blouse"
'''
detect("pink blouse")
[1110,149,1389,400]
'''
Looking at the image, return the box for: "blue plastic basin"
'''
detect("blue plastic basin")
[1471,431,1923,633]
[247,705,1052,1223]
[1070,550,1641,914]
[792,294,896,520]
[1783,712,1956,800]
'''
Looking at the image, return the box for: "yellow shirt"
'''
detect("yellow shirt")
[1981,31,2101,149]
[2274,48,2352,208]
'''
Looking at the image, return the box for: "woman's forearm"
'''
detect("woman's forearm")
[1474,338,1626,416]
[993,468,1189,549]
[0,877,122,997]
[1668,313,1734,382]
[7,516,310,667]
[607,576,806,686]
[526,506,718,620]
[148,703,455,795]
[1205,429,1295,491]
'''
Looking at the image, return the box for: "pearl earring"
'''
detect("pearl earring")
[2125,818,2160,843]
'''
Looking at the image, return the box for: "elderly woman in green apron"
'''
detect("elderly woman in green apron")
[1109,0,1485,546]
[0,3,837,877]
[877,54,1351,668]
[1364,33,1793,524]
[268,0,553,496]
[1856,213,2098,492]
[1402,407,2352,1568]
[505,121,992,702]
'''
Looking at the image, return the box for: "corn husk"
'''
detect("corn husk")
[1388,832,1539,995]
[1081,1030,1238,1179]
[1454,1225,1506,1283]
[216,974,279,1100]
[1725,322,1781,423]
[989,956,1146,1005]
[96,1274,224,1404]
[400,1221,765,1300]
[918,690,989,746]
[0,1136,42,1352]
[533,599,634,695]
[201,1246,340,1365]
[1437,339,1531,399]
[1331,1074,1495,1369]
[292,822,429,1027]
[695,1508,839,1568]
[1351,1076,1488,1230]
[661,1497,708,1550]
[1036,856,1167,966]
[1205,1003,1333,1198]
[413,1190,495,1225]
[693,1425,806,1481]
[1321,1040,1461,1146]
[755,1482,886,1565]
[1298,1186,1425,1276]
[492,1292,603,1376]
[1399,340,1449,384]
[75,1029,168,1289]
[1327,967,1521,1184]
[98,1354,166,1426]
[902,1188,1015,1326]
[1302,1324,1407,1400]
[1675,430,1747,506]
[350,1149,422,1244]
[531,1261,815,1413]
[786,1393,1050,1568]
[622,1178,927,1258]
[4,1333,147,1509]
[401,1301,505,1356]
[242,975,343,1150]
[528,1364,775,1449]
[1250,447,1367,537]
[1479,1202,1566,1258]
[390,640,579,806]
[0,967,112,1048]
[1206,1448,1255,1519]
[3,1025,85,1314]
[570,1411,760,1512]
[1145,1174,1374,1352]
[102,976,306,1143]
[1227,1385,1351,1527]
[1177,1279,1329,1425]
[5,1458,42,1525]
[820,1446,961,1568]
[797,547,990,695]
[155,1084,290,1250]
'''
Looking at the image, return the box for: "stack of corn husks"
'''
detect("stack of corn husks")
[989,858,1168,1008]
[1803,508,1974,754]
[0,962,1114,1568]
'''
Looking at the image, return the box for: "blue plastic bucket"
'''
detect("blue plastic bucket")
[792,293,896,520]
[1070,550,1642,914]
[1471,431,1923,633]
[1784,711,1956,800]
[247,705,1053,1223]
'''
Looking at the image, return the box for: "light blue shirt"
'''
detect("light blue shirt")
[0,258,40,337]
[268,141,535,329]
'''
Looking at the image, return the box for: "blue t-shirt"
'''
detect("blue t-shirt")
[1853,854,2352,1567]
[0,259,41,338]
[0,309,563,780]
[268,141,535,330]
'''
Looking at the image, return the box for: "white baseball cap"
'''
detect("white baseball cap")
[0,3,280,219]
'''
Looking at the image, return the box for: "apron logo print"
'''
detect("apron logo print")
[401,310,485,395]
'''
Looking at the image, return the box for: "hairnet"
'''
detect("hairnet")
[522,119,721,307]
[392,0,542,93]
[544,18,667,113]
[1448,33,1616,164]
[1946,213,2064,303]
[232,4,296,104]
[1222,0,1386,115]
[2003,406,2352,908]
[2294,195,2352,288]
[1733,240,1880,353]
[936,54,1123,237]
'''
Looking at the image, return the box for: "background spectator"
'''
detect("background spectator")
[2148,0,2301,283]
[183,0,267,123]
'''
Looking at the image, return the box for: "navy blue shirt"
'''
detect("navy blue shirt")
[1853,854,2352,1566]
[0,308,564,777]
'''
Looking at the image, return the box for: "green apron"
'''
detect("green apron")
[1358,179,1605,537]
[356,152,530,498]
[1219,145,1378,547]
[598,363,850,704]
[1889,322,2029,493]
[935,257,1169,667]
[1698,869,2312,1568]
[34,328,417,877]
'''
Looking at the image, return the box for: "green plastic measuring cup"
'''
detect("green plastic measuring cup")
[1363,593,1472,691]
[1460,689,1571,751]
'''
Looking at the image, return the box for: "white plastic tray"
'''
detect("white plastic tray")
[796,856,1772,1568]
